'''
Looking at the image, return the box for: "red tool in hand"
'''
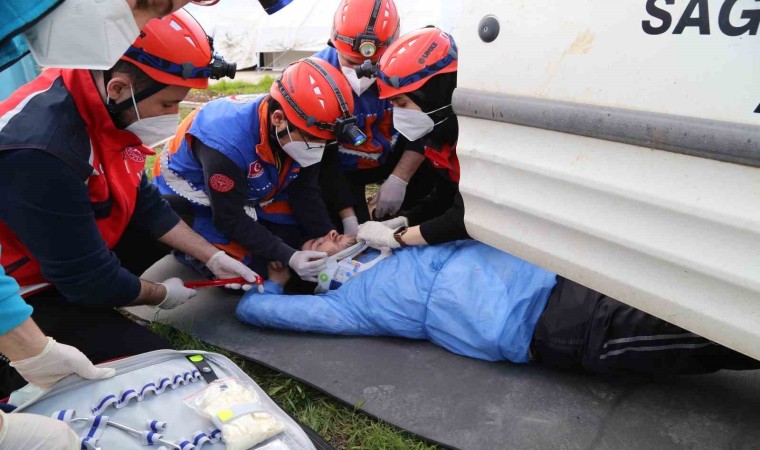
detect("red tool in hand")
[184,276,264,289]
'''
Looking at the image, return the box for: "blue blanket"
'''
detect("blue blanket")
[236,240,557,363]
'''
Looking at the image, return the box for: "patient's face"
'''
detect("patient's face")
[302,230,356,256]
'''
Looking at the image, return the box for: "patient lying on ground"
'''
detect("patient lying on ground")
[236,239,759,377]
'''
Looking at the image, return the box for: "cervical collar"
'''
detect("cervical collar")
[315,243,392,294]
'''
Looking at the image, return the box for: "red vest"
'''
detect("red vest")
[0,69,153,295]
[425,141,460,183]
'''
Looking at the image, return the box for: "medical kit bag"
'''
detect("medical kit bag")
[10,349,324,450]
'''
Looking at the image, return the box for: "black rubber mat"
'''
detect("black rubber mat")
[127,256,760,450]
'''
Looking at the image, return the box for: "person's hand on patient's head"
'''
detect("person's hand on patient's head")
[267,261,291,286]
[288,251,328,281]
[341,215,359,236]
[290,231,358,280]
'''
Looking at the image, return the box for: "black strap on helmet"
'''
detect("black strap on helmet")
[332,0,397,58]
[276,59,367,145]
[276,59,353,132]
[122,38,236,81]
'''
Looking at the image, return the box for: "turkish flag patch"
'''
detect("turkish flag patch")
[248,161,264,178]
[123,146,147,162]
[209,174,235,192]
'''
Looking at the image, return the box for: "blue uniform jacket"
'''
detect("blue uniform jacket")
[156,95,304,243]
[236,241,558,363]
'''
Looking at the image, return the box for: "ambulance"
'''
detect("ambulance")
[454,0,760,359]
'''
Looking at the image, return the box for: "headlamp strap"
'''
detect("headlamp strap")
[106,80,168,114]
[365,0,382,34]
[123,46,214,80]
[277,59,355,132]
[333,0,397,50]
[303,59,351,119]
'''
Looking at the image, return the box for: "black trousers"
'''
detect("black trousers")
[531,277,760,377]
[0,226,173,398]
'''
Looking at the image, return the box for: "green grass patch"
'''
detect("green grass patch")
[151,323,437,450]
[199,76,275,96]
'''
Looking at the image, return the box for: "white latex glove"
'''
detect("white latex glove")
[288,251,328,280]
[380,216,409,230]
[342,215,359,235]
[357,221,400,249]
[9,337,116,389]
[0,410,79,450]
[205,250,262,291]
[158,277,197,310]
[372,174,408,219]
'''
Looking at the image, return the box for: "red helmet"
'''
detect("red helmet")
[120,9,235,89]
[270,58,365,144]
[375,27,458,100]
[331,0,400,62]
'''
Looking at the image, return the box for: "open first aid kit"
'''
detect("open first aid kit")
[11,350,319,450]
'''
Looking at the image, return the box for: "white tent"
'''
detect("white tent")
[186,0,463,70]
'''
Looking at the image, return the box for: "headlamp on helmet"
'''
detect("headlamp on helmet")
[335,116,367,146]
[274,58,365,146]
[124,33,237,84]
[331,0,399,61]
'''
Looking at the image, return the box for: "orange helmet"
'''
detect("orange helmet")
[374,27,458,100]
[330,0,400,62]
[120,9,235,89]
[270,58,366,145]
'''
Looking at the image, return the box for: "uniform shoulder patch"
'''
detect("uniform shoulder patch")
[210,173,235,192]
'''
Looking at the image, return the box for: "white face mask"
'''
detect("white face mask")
[23,0,140,70]
[123,86,179,148]
[392,105,451,142]
[277,125,326,167]
[341,65,375,97]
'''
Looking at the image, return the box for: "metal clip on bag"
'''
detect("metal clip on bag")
[12,350,317,450]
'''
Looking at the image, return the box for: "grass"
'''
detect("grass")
[152,323,438,450]
[188,76,276,102]
[207,77,275,95]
